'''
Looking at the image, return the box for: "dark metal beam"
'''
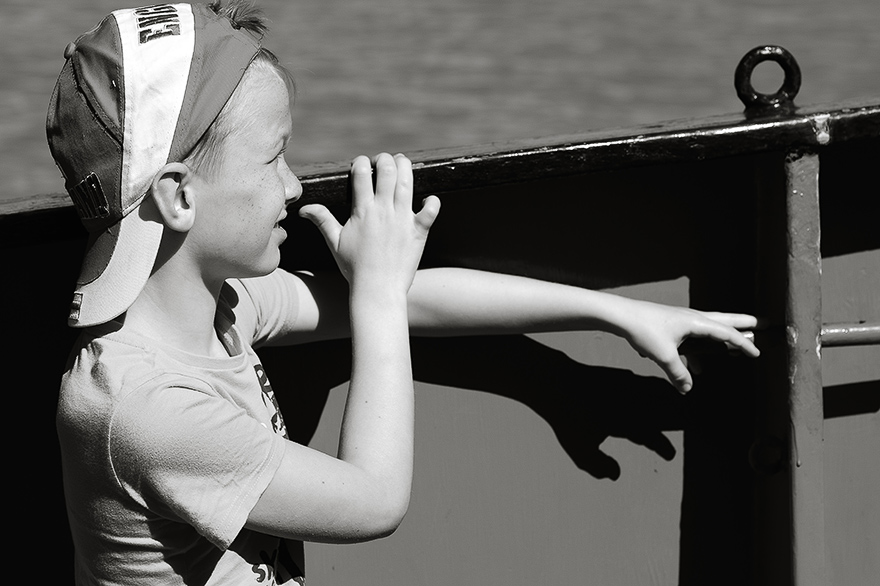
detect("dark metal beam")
[6,99,879,221]
[289,99,880,210]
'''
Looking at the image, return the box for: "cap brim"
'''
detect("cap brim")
[69,197,164,327]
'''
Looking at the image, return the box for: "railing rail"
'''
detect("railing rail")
[5,99,880,221]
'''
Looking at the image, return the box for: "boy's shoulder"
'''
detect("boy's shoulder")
[61,325,215,409]
[57,319,269,444]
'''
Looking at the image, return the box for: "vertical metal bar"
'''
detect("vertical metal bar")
[784,152,825,586]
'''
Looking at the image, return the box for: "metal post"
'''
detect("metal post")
[784,152,825,586]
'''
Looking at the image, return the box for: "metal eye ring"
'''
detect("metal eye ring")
[734,45,801,112]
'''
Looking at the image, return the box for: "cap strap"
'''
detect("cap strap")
[115,4,195,214]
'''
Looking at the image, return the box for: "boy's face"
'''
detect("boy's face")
[188,67,302,281]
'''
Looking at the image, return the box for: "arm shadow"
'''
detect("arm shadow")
[260,333,686,480]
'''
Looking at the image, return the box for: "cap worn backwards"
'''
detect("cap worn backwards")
[46,2,262,327]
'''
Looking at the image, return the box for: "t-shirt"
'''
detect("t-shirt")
[57,269,306,585]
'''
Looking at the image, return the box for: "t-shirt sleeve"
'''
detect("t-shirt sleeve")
[109,381,287,550]
[226,269,302,348]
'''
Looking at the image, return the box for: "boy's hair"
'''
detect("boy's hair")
[183,2,295,176]
[46,2,275,327]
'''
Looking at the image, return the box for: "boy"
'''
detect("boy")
[48,2,759,584]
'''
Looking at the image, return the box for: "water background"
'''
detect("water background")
[2,0,879,202]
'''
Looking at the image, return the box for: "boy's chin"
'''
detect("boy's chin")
[236,254,282,281]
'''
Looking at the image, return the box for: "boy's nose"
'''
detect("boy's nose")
[285,170,303,203]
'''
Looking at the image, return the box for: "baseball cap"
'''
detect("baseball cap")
[47,3,262,327]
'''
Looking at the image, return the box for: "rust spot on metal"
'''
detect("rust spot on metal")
[811,114,831,145]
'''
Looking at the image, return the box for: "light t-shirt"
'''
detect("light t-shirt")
[57,269,306,585]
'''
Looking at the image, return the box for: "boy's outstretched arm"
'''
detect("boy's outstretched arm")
[405,267,759,394]
[285,265,758,394]
[246,154,440,543]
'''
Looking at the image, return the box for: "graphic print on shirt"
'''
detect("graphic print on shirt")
[251,545,306,585]
[254,364,288,439]
[250,366,305,584]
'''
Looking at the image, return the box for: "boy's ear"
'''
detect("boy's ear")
[150,162,197,232]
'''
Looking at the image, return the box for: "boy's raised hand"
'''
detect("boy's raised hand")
[300,153,440,294]
[617,300,760,394]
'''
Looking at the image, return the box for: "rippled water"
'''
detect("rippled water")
[2,0,878,201]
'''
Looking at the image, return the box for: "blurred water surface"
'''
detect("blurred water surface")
[1,0,878,201]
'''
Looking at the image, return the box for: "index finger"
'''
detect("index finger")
[350,155,374,214]
[700,311,760,331]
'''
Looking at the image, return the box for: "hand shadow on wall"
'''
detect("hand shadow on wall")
[260,334,686,480]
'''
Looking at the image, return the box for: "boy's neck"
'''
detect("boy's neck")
[121,263,229,358]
